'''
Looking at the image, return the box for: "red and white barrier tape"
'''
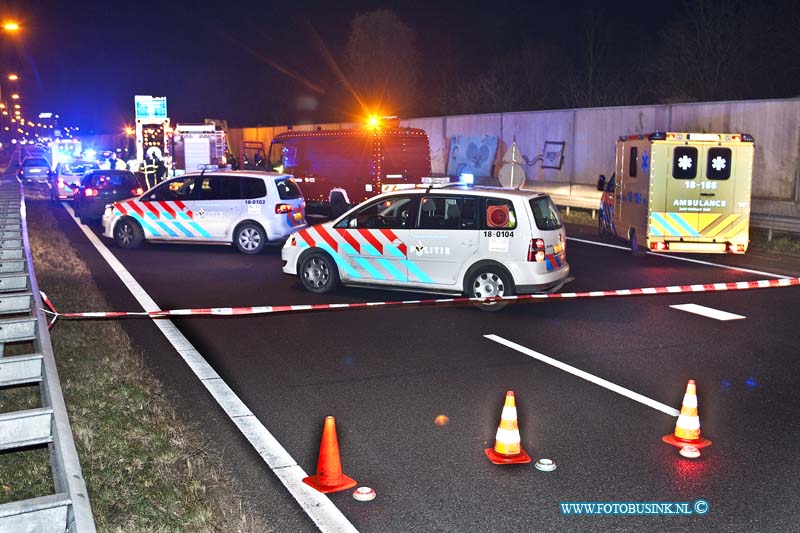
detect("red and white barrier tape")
[38,277,800,322]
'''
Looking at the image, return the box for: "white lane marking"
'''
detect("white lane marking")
[62,203,357,533]
[484,334,680,417]
[567,237,629,251]
[669,303,745,321]
[567,236,789,279]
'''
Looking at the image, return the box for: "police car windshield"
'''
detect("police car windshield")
[529,196,562,230]
[275,177,302,199]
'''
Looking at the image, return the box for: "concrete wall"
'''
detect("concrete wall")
[229,97,800,214]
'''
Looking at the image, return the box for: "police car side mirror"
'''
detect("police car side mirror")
[596,175,606,191]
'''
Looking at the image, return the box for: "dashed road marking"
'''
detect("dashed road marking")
[484,334,680,417]
[62,203,358,533]
[669,303,745,321]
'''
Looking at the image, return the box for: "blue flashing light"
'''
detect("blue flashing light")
[459,173,474,185]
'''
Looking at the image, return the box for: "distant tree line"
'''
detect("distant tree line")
[331,1,800,120]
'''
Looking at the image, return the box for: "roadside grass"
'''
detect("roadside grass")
[0,190,266,531]
[558,206,800,255]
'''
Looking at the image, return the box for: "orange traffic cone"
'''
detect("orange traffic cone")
[303,416,357,493]
[663,380,711,450]
[485,391,532,464]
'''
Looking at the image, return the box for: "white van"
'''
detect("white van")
[281,185,569,309]
[102,171,306,254]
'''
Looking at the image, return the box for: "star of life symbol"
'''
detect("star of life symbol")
[711,156,727,171]
[677,155,693,170]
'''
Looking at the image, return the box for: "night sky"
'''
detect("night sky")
[4,0,796,134]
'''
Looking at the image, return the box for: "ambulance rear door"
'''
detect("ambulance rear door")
[697,142,752,246]
[660,141,702,241]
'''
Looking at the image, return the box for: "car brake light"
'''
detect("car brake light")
[275,203,292,214]
[527,238,546,262]
[132,187,144,196]
[84,188,97,197]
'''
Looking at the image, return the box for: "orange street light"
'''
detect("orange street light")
[7,74,18,81]
[2,21,20,32]
[11,94,19,100]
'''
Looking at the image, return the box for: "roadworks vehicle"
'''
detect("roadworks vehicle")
[268,116,431,216]
[599,132,754,254]
[282,184,569,310]
[102,170,306,254]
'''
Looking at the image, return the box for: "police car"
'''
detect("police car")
[102,171,307,254]
[282,185,570,309]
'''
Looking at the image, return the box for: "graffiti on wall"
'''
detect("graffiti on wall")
[447,135,499,177]
[522,140,566,170]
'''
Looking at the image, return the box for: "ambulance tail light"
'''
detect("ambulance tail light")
[650,241,669,251]
[727,243,746,253]
[84,188,98,197]
[275,203,292,214]
[528,238,546,262]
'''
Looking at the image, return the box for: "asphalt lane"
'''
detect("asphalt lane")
[41,199,800,532]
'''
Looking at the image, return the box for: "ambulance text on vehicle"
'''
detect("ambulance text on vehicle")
[601,132,754,254]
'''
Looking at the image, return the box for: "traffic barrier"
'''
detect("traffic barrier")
[662,380,711,457]
[38,276,800,322]
[485,390,531,465]
[302,416,357,493]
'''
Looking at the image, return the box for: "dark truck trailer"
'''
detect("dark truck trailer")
[268,122,431,216]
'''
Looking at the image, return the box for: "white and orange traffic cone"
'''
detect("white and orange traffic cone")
[303,416,357,493]
[663,380,711,457]
[485,390,532,465]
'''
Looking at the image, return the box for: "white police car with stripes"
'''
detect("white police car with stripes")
[282,185,570,309]
[102,171,306,254]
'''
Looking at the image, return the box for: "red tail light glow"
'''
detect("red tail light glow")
[84,188,98,197]
[650,241,669,251]
[527,238,546,262]
[727,243,746,253]
[275,203,292,214]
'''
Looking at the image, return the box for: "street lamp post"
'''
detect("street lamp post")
[1,21,21,147]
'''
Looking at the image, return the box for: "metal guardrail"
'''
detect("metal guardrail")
[548,190,800,240]
[0,179,96,532]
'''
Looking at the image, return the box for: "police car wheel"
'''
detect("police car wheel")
[235,223,266,254]
[114,219,144,249]
[466,267,514,311]
[300,252,339,294]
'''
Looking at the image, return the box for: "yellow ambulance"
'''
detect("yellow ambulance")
[599,132,754,254]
